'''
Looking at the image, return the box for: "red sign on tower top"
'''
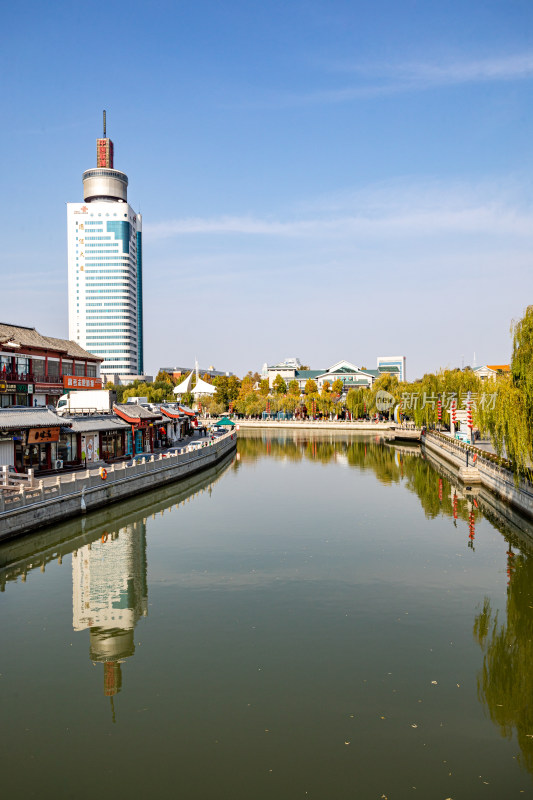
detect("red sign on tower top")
[96,138,114,168]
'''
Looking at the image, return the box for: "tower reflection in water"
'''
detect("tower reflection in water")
[72,520,148,718]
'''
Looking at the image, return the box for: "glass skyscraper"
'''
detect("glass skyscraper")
[67,118,144,382]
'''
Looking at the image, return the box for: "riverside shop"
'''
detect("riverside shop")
[113,404,162,456]
[0,408,73,472]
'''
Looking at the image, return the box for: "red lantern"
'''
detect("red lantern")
[468,510,475,546]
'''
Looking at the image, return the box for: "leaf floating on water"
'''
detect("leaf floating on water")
[411,724,418,728]
[344,741,350,745]
[431,680,438,685]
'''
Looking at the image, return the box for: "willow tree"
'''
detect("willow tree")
[476,306,533,477]
[346,388,368,418]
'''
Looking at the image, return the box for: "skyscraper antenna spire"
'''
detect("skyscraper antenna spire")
[103,110,106,138]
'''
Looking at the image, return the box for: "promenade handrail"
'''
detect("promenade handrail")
[425,430,533,489]
[0,429,237,516]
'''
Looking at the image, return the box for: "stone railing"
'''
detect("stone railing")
[0,430,237,517]
[424,430,533,518]
[426,430,523,477]
[1,466,35,488]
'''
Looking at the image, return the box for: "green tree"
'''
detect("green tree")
[213,375,241,410]
[273,374,288,395]
[346,388,368,418]
[304,379,318,395]
[474,307,533,476]
[288,379,300,396]
[259,379,270,396]
[332,378,344,396]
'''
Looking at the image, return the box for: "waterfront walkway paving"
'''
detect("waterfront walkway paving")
[4,429,210,492]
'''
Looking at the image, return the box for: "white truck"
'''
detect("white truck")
[56,389,117,415]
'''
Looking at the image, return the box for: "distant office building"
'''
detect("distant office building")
[376,356,406,382]
[267,357,304,388]
[103,373,153,387]
[160,365,233,380]
[67,112,144,384]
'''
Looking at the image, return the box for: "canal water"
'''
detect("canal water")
[1,430,533,799]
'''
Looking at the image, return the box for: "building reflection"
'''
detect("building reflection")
[72,520,148,716]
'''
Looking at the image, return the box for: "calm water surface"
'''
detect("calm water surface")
[2,431,533,799]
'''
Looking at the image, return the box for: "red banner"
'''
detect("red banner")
[63,376,102,390]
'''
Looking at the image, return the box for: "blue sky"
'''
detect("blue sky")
[1,0,532,379]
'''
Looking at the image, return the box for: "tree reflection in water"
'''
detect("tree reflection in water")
[240,431,533,772]
[474,545,533,775]
[238,432,478,526]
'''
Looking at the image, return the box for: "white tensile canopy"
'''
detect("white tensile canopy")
[173,361,217,397]
[192,377,216,396]
[173,371,193,395]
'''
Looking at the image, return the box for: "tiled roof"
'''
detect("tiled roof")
[294,370,323,380]
[44,336,103,361]
[64,415,129,432]
[0,323,102,361]
[0,407,70,430]
[160,407,184,419]
[325,366,359,374]
[114,403,162,422]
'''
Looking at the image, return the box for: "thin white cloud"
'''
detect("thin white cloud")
[145,185,533,241]
[259,52,533,107]
[333,52,533,84]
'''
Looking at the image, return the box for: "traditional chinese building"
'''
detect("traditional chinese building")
[113,403,162,455]
[0,323,103,408]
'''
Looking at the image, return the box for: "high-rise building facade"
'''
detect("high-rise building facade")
[67,114,143,381]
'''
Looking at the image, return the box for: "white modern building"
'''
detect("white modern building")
[67,113,144,384]
[376,356,406,382]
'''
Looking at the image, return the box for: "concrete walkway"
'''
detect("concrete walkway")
[8,429,212,491]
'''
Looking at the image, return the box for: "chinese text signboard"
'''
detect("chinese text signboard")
[63,376,102,390]
[27,427,60,444]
